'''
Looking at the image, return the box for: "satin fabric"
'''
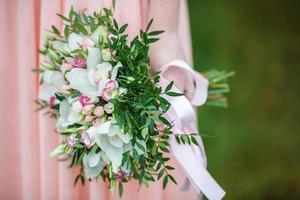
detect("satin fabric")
[0,0,198,199]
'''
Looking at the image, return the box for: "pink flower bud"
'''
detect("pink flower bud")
[115,171,126,182]
[92,118,102,126]
[60,61,72,73]
[84,115,94,123]
[82,104,94,115]
[93,106,104,117]
[49,96,56,108]
[104,102,114,114]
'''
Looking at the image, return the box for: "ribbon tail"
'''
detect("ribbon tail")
[170,137,226,200]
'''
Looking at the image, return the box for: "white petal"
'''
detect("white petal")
[95,120,111,134]
[86,126,97,138]
[68,33,83,51]
[94,135,123,172]
[124,143,133,152]
[87,152,101,167]
[111,62,122,80]
[38,84,58,102]
[117,131,131,144]
[96,62,112,76]
[87,47,102,69]
[52,40,70,52]
[51,72,66,89]
[88,69,97,86]
[43,70,55,84]
[107,125,118,137]
[83,152,105,179]
[59,100,70,120]
[71,101,83,113]
[107,135,123,148]
[97,79,109,96]
[67,111,81,123]
[66,68,98,97]
[100,151,110,164]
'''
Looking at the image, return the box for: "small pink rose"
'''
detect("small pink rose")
[79,95,93,106]
[101,79,118,101]
[49,96,56,108]
[72,55,86,68]
[80,37,94,49]
[84,115,94,123]
[92,118,102,126]
[104,102,114,114]
[94,106,104,117]
[61,61,72,73]
[82,104,94,115]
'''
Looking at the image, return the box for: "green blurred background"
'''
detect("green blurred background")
[188,1,300,199]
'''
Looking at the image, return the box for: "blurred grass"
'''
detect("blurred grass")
[188,0,300,199]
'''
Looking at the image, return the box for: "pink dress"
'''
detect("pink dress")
[0,0,199,199]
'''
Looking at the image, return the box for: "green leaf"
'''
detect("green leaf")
[64,26,70,37]
[165,166,175,170]
[113,19,119,30]
[159,145,169,153]
[157,169,164,180]
[112,0,116,9]
[163,175,169,189]
[148,30,165,36]
[175,136,181,144]
[119,24,128,34]
[165,81,174,92]
[191,136,199,146]
[168,175,177,185]
[148,38,160,43]
[51,25,60,35]
[141,127,148,139]
[136,142,145,152]
[31,68,44,74]
[109,27,118,36]
[74,174,85,186]
[133,148,139,162]
[146,19,153,32]
[118,182,123,198]
[57,13,70,22]
[166,92,183,97]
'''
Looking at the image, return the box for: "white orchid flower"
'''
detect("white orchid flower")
[84,121,132,172]
[56,100,83,131]
[82,151,106,179]
[66,61,122,101]
[39,70,66,102]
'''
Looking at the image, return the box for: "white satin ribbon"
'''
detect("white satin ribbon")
[160,60,226,200]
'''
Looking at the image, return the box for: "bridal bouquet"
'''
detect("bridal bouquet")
[34,6,232,198]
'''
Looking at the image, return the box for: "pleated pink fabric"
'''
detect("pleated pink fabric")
[0,0,197,199]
